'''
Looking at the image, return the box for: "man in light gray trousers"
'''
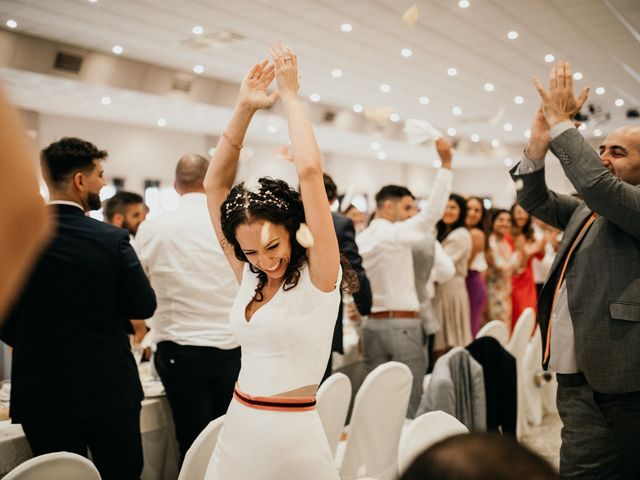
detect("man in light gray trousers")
[511,61,640,479]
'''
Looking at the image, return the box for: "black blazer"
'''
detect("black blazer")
[1,204,156,423]
[331,212,372,353]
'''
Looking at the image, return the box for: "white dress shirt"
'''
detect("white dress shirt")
[135,192,239,349]
[356,168,453,312]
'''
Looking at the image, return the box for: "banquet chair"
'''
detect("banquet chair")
[178,415,225,480]
[317,372,352,457]
[506,308,536,439]
[397,411,468,475]
[3,452,101,480]
[476,320,509,347]
[522,325,544,426]
[339,361,412,480]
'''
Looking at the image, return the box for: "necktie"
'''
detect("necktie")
[543,212,598,364]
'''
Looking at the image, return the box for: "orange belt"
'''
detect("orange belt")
[233,385,316,412]
[544,213,598,364]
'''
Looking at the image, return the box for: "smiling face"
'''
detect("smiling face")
[598,127,640,186]
[512,203,529,230]
[492,212,512,236]
[235,220,291,281]
[442,199,461,226]
[466,198,483,228]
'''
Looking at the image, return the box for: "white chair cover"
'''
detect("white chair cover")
[339,361,412,480]
[397,411,468,475]
[178,415,225,480]
[522,325,544,426]
[506,308,535,439]
[317,373,352,457]
[3,452,101,480]
[476,320,509,347]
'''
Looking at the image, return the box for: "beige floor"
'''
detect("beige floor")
[522,412,563,471]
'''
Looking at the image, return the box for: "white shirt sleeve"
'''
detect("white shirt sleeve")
[432,240,455,284]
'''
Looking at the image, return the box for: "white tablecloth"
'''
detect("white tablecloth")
[0,397,179,479]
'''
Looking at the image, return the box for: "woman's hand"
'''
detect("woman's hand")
[237,59,278,111]
[270,41,300,102]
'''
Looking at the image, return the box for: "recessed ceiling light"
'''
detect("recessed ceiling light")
[544,54,555,63]
[208,147,215,156]
[379,83,391,93]
[458,0,470,8]
[309,93,321,102]
[514,96,524,105]
[470,134,480,142]
[340,23,352,32]
[157,118,167,127]
[389,113,400,122]
[267,124,278,133]
[192,26,204,35]
[452,106,462,115]
[88,0,98,3]
[491,139,500,148]
[447,67,458,77]
[433,159,442,168]
[504,122,513,132]
[447,127,457,136]
[331,68,343,78]
[353,103,364,113]
[100,96,111,105]
[578,123,587,131]
[112,45,123,55]
[524,129,531,138]
[6,20,17,29]
[507,31,518,40]
[595,87,605,95]
[377,151,388,160]
[504,158,514,167]
[401,48,413,58]
[594,129,602,137]
[193,64,204,74]
[419,96,430,105]
[573,72,583,80]
[484,83,494,92]
[371,141,381,151]
[615,98,625,107]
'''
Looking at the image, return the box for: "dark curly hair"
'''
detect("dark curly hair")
[220,177,358,301]
[41,137,108,189]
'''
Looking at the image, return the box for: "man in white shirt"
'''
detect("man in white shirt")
[356,139,453,417]
[135,153,240,461]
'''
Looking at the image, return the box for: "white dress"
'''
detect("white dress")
[205,263,342,480]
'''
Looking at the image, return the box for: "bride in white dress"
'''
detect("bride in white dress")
[203,42,353,479]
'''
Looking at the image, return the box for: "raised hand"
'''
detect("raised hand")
[525,105,551,160]
[435,137,453,169]
[270,41,300,102]
[237,59,278,111]
[533,61,589,127]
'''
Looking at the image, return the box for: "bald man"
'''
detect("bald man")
[511,62,640,478]
[135,154,240,461]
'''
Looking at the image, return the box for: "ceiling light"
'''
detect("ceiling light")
[157,118,167,127]
[112,45,123,55]
[100,96,112,105]
[507,31,518,40]
[504,158,514,167]
[371,141,381,151]
[594,129,602,137]
[389,113,401,122]
[377,151,387,160]
[192,26,204,35]
[514,96,524,105]
[447,67,458,77]
[595,87,605,95]
[267,124,278,133]
[88,0,98,3]
[504,122,513,132]
[484,83,494,92]
[452,106,462,115]
[419,96,430,105]
[544,54,555,63]
[193,64,204,74]
[491,139,500,148]
[470,134,480,143]
[208,147,215,156]
[340,23,352,32]
[331,68,343,78]
[615,98,625,107]
[433,159,442,168]
[6,20,17,29]
[353,103,364,113]
[524,129,531,138]
[447,127,457,136]
[309,93,321,102]
[573,72,583,80]
[379,83,391,93]
[458,0,470,8]
[401,48,413,58]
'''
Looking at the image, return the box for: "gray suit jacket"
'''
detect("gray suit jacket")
[511,128,640,394]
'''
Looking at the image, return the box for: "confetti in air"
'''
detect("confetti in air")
[295,223,315,248]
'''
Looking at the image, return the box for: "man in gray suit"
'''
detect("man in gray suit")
[511,62,640,478]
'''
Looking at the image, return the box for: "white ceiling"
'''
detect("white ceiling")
[1,0,639,162]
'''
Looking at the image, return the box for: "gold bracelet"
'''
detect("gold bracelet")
[223,131,243,151]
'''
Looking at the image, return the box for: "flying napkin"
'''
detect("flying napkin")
[404,118,443,146]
